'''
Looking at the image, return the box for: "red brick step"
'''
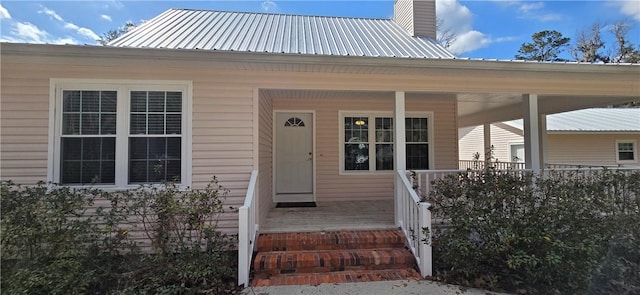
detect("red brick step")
[253,248,416,275]
[251,229,420,287]
[256,229,406,252]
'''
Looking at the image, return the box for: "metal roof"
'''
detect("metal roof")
[108,9,455,59]
[503,108,640,132]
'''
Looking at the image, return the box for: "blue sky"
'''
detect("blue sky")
[0,0,638,59]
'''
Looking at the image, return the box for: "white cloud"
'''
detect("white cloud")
[613,0,640,21]
[519,2,544,13]
[52,37,79,45]
[262,0,277,12]
[12,22,48,43]
[38,6,63,22]
[101,14,112,22]
[64,22,100,40]
[436,0,515,55]
[492,0,564,22]
[38,6,100,43]
[0,4,11,19]
[448,30,491,54]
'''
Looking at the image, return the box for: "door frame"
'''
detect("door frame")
[272,110,316,202]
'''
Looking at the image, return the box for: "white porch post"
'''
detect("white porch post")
[522,94,541,171]
[483,123,492,163]
[394,91,406,227]
[539,114,548,169]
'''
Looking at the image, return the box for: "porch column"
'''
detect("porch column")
[394,91,406,227]
[522,94,542,171]
[539,114,548,169]
[483,123,492,164]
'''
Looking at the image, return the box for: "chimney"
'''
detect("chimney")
[393,0,436,39]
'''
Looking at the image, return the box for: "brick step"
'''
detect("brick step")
[251,268,421,287]
[256,230,406,252]
[253,248,416,276]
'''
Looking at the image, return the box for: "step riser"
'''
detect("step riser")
[254,250,415,275]
[251,229,420,287]
[257,230,406,252]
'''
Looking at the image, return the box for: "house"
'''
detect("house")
[1,0,639,287]
[459,108,640,168]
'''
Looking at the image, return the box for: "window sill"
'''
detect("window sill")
[338,170,395,176]
[50,183,191,192]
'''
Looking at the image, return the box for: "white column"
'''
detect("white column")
[483,123,492,163]
[539,114,548,169]
[395,91,407,171]
[394,91,406,227]
[522,94,541,171]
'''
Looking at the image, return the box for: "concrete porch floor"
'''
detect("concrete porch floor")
[261,200,395,233]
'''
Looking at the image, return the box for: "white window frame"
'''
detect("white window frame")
[338,111,433,174]
[508,142,525,163]
[615,139,637,163]
[48,79,193,189]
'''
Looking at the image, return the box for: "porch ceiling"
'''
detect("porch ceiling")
[263,89,639,127]
[457,94,639,127]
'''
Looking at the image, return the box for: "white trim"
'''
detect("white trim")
[272,110,316,203]
[338,110,434,175]
[507,142,525,163]
[47,78,193,189]
[616,139,638,163]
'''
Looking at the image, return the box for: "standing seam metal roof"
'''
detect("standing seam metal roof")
[108,9,455,59]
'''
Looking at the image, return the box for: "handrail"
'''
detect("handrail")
[238,170,258,287]
[395,170,432,278]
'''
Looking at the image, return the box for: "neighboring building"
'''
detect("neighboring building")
[459,108,640,167]
[2,0,639,286]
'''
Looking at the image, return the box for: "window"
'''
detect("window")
[50,80,191,187]
[509,143,525,163]
[405,117,429,170]
[616,140,637,162]
[340,112,431,173]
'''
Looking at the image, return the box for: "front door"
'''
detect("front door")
[275,112,314,202]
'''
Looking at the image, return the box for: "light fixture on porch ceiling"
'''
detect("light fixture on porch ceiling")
[355,119,366,126]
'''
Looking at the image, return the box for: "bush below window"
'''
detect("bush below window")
[0,178,240,294]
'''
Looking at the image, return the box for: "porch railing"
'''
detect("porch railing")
[238,170,258,287]
[395,170,432,278]
[458,160,525,170]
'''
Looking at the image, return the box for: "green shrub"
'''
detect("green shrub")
[425,169,640,294]
[0,178,239,294]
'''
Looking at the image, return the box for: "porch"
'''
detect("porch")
[261,200,395,233]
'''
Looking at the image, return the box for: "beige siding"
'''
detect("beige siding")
[2,53,458,234]
[458,124,523,162]
[272,93,457,202]
[393,0,436,38]
[258,91,274,225]
[458,126,483,161]
[547,133,640,167]
[459,124,640,167]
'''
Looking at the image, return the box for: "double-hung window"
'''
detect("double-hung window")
[340,112,431,173]
[51,80,191,188]
[616,140,637,163]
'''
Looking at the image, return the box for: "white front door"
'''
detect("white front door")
[275,112,314,202]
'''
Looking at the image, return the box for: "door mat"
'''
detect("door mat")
[276,202,317,208]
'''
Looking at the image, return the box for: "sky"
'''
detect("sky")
[0,0,639,60]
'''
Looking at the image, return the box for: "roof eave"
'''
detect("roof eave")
[2,43,639,75]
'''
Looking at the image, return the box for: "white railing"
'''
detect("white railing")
[395,170,432,278]
[459,160,525,170]
[238,170,258,287]
[412,167,638,204]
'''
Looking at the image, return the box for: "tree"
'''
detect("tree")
[608,20,640,63]
[571,23,607,63]
[98,21,136,45]
[436,17,456,49]
[515,30,570,61]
